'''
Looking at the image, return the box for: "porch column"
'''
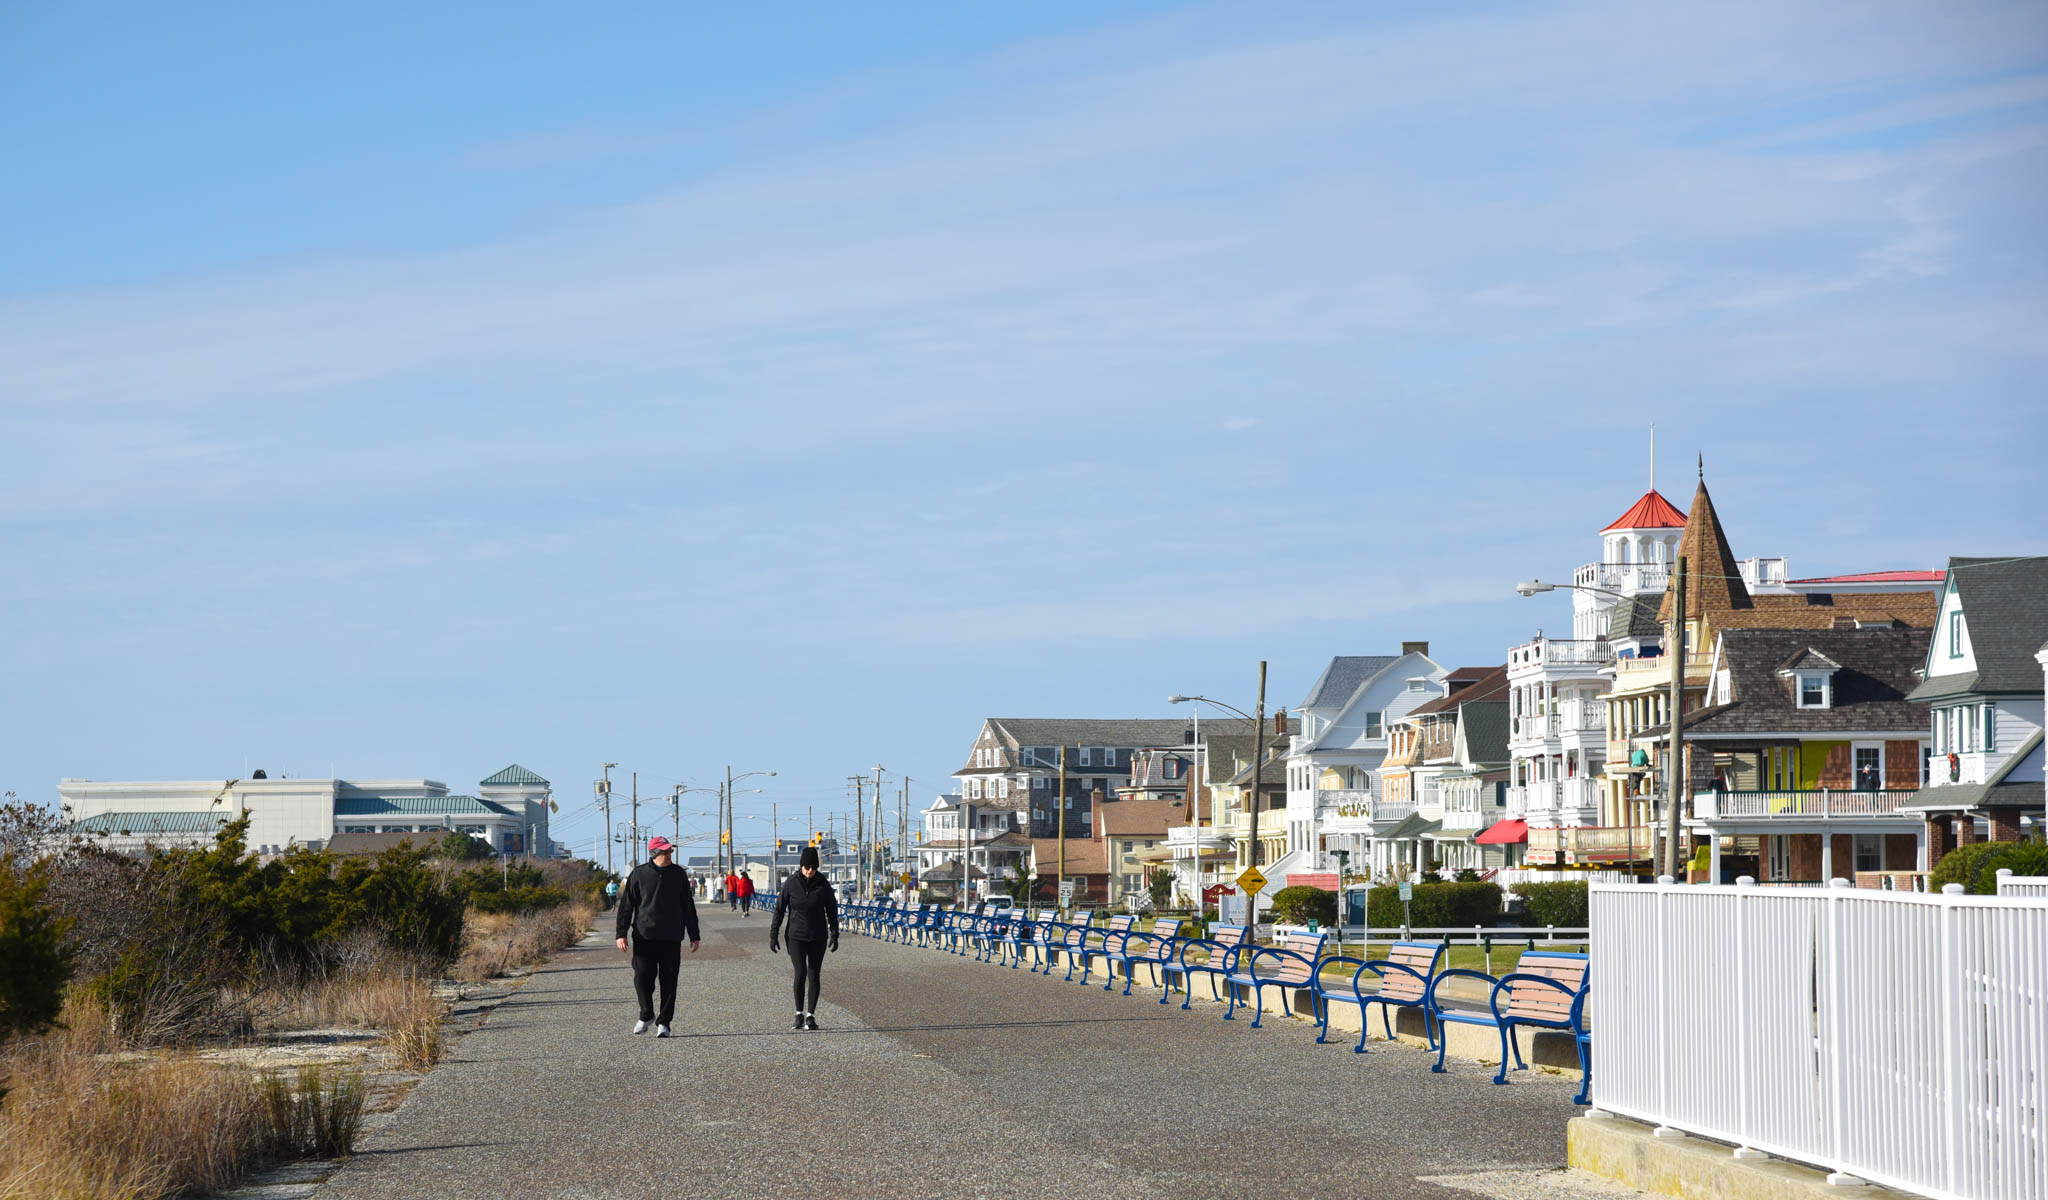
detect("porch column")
[1709,831,1723,884]
[1819,833,1833,884]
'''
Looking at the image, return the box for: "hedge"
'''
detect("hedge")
[1364,881,1502,928]
[1269,885,1337,927]
[1509,880,1588,927]
[1931,840,2048,895]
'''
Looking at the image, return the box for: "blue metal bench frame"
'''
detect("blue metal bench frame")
[1314,940,1445,1053]
[1110,919,1185,995]
[1224,933,1327,1028]
[1159,925,1248,1009]
[1424,950,1591,1100]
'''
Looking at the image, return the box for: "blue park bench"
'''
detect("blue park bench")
[1425,949,1591,1103]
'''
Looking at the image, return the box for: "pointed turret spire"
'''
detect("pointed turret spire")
[1658,467,1749,622]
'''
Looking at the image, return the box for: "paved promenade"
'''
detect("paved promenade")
[316,909,1607,1200]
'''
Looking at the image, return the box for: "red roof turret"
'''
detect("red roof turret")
[1600,490,1687,533]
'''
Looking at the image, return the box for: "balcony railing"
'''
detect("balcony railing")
[1692,789,1919,820]
[1527,823,1653,864]
[1509,638,1616,671]
[1576,561,1670,596]
[1613,650,1714,682]
[1512,704,1607,742]
[1318,789,1413,827]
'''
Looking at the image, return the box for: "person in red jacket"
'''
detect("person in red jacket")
[734,869,756,917]
[724,871,741,912]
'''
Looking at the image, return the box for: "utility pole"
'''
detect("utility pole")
[629,772,638,862]
[723,764,734,882]
[873,764,885,904]
[850,775,867,901]
[671,785,682,847]
[1664,555,1689,880]
[597,764,616,876]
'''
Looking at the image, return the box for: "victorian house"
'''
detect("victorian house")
[1682,626,1931,884]
[1281,645,1448,880]
[952,717,1264,839]
[1375,666,1508,877]
[1906,556,2048,861]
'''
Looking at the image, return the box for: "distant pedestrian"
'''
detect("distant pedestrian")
[614,836,700,1038]
[768,845,839,1031]
[603,879,619,911]
[725,870,742,912]
[735,869,756,917]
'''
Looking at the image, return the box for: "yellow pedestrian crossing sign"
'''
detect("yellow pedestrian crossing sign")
[1236,867,1267,897]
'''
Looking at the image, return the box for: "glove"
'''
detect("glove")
[768,938,779,954]
[829,936,839,953]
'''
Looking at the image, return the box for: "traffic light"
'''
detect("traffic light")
[720,830,730,845]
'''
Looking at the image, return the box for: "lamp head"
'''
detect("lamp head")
[1167,695,1190,705]
[1516,580,1554,596]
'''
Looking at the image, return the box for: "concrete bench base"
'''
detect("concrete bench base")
[1569,1115,1916,1200]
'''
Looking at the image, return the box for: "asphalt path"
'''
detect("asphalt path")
[315,908,1597,1200]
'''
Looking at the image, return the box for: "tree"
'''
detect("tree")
[1004,864,1039,905]
[438,831,493,862]
[0,854,74,1046]
[1145,867,1175,910]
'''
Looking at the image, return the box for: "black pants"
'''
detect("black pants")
[788,938,826,1014]
[740,894,752,914]
[632,937,682,1025]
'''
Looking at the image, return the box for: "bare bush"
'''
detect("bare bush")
[258,1065,365,1159]
[452,901,596,983]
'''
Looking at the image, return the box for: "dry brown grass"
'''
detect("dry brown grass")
[0,1003,266,1200]
[0,999,373,1200]
[452,900,596,983]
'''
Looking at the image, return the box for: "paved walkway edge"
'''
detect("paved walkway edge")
[1567,1115,1915,1200]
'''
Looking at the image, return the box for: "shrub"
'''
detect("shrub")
[259,1064,366,1159]
[437,832,493,862]
[0,855,74,1048]
[1146,868,1175,910]
[1960,840,2048,895]
[1928,842,2008,895]
[1510,880,1589,927]
[1365,881,1502,928]
[1270,885,1338,927]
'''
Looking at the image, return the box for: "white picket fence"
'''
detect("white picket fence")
[1590,878,2048,1200]
[1995,870,2048,898]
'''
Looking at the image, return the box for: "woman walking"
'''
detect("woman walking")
[767,845,839,1030]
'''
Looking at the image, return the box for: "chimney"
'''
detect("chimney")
[1402,641,1429,657]
[1275,707,1289,736]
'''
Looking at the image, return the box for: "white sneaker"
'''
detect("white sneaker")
[655,1025,671,1038]
[633,1020,648,1035]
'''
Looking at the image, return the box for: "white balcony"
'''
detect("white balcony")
[1576,560,1670,596]
[1509,779,1599,824]
[1508,637,1616,673]
[1511,702,1607,744]
[1318,788,1412,830]
[1693,789,1919,821]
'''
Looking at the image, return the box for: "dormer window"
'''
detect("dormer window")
[1796,672,1832,709]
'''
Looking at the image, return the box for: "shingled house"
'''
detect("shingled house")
[1682,626,1931,884]
[1906,556,2048,861]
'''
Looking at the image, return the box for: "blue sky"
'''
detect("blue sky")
[4,0,2045,863]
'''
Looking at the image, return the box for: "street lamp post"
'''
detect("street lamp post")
[719,766,777,880]
[1170,663,1271,918]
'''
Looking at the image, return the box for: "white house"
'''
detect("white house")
[58,764,554,857]
[1283,645,1448,878]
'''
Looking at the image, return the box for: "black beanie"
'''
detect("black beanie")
[800,845,821,870]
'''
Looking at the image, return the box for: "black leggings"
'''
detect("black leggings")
[788,938,826,1013]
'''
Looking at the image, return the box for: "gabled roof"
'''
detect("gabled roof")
[1775,648,1842,674]
[1682,627,1932,736]
[1607,595,1665,641]
[1908,556,2048,701]
[1301,656,1399,710]
[1456,701,1512,765]
[1408,666,1509,716]
[480,764,549,787]
[1601,489,1687,533]
[1096,799,1188,836]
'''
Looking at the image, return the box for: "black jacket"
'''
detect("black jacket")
[770,871,839,944]
[615,861,701,943]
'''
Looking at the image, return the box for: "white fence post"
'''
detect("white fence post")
[1939,883,1962,1199]
[1731,876,1766,1161]
[1652,874,1682,1138]
[1822,877,1865,1187]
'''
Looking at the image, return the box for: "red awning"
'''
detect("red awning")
[1474,819,1529,845]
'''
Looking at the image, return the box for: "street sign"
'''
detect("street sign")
[1058,880,1076,905]
[899,872,912,886]
[1236,867,1267,897]
[1398,880,1413,902]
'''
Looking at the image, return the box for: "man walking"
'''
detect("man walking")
[734,868,755,917]
[724,868,742,912]
[615,836,700,1038]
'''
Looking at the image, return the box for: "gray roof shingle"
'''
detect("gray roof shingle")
[1684,627,1932,737]
[1907,556,2048,701]
[1302,656,1399,710]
